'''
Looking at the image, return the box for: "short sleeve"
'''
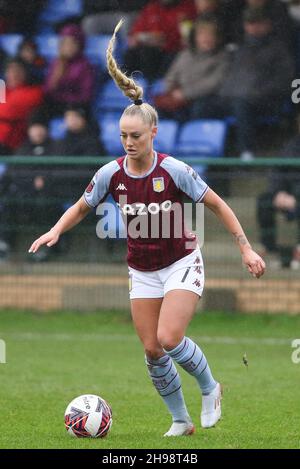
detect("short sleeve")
[83,160,120,208]
[161,156,209,202]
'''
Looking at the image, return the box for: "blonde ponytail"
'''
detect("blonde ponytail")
[106,19,158,127]
[106,19,143,103]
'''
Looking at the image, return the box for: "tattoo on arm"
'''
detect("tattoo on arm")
[233,232,248,247]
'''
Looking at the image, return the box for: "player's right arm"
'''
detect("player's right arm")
[28,196,91,253]
[28,160,120,254]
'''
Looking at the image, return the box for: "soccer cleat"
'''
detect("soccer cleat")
[164,421,195,437]
[201,382,222,428]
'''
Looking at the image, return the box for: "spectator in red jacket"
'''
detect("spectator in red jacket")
[124,0,197,81]
[0,58,43,154]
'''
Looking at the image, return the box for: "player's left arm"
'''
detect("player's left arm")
[202,188,266,278]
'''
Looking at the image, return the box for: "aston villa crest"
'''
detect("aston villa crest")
[152,177,164,192]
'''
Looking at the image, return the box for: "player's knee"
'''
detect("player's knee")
[157,329,183,351]
[144,346,164,361]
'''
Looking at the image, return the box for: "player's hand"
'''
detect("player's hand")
[28,229,60,254]
[242,248,266,278]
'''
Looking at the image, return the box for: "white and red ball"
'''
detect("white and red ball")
[65,394,112,438]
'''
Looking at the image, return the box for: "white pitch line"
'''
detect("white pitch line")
[1,332,293,346]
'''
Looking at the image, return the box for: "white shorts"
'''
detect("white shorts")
[128,249,204,299]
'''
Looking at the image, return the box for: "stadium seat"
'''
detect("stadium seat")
[176,120,227,157]
[39,0,83,24]
[99,111,123,121]
[85,36,113,67]
[0,34,23,56]
[176,119,228,177]
[97,81,129,113]
[147,79,166,105]
[49,118,67,140]
[0,163,7,178]
[96,78,148,114]
[100,118,177,157]
[154,120,178,155]
[35,35,59,61]
[99,115,124,156]
[37,24,55,35]
[35,34,122,66]
[34,34,123,66]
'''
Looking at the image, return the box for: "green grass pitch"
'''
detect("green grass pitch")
[0,309,299,449]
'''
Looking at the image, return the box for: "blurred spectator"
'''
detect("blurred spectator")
[216,7,294,160]
[17,39,46,85]
[0,0,44,34]
[56,105,104,156]
[155,15,230,121]
[123,0,197,81]
[53,105,105,211]
[82,0,148,35]
[44,24,95,117]
[0,115,62,262]
[191,0,238,43]
[16,113,57,157]
[0,58,44,155]
[235,0,294,48]
[257,114,300,269]
[194,0,220,14]
[220,0,245,37]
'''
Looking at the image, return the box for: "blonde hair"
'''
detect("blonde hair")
[106,19,158,127]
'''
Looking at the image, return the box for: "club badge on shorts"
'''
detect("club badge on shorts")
[152,177,164,192]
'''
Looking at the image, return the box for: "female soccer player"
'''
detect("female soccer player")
[29,20,266,437]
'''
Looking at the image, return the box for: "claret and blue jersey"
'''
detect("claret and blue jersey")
[84,152,209,272]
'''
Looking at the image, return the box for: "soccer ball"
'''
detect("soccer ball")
[64,394,112,438]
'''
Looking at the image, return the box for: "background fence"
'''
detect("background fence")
[0,156,299,314]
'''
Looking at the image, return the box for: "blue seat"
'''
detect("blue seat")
[0,34,23,56]
[96,78,148,114]
[35,34,112,65]
[49,118,67,140]
[98,111,123,121]
[39,0,83,24]
[99,115,124,156]
[85,35,115,67]
[35,34,121,66]
[97,82,129,113]
[35,35,59,60]
[176,119,228,176]
[176,120,227,157]
[147,79,166,105]
[154,120,178,154]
